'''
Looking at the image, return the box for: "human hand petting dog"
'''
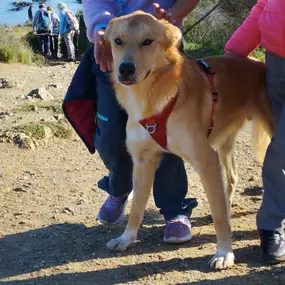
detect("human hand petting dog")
[95,1,196,72]
[94,29,113,72]
[152,3,176,24]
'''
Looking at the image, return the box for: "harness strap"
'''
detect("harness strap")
[196,59,219,137]
[139,95,178,149]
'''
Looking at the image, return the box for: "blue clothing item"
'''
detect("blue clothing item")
[59,9,69,35]
[83,0,181,42]
[63,46,197,220]
[32,9,52,32]
[257,51,285,233]
[50,12,60,35]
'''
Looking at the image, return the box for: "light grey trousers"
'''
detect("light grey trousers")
[63,30,75,60]
[257,52,285,233]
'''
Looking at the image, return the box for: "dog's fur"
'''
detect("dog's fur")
[103,11,274,270]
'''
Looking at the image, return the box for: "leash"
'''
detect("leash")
[182,0,224,37]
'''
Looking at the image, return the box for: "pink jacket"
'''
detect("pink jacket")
[225,0,285,58]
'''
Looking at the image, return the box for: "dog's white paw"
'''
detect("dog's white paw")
[106,235,135,252]
[209,251,235,270]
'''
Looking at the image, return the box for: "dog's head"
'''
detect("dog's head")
[104,11,182,86]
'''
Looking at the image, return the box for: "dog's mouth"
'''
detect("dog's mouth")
[119,70,151,86]
[119,79,136,85]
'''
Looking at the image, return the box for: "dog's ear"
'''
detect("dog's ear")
[103,20,114,43]
[162,20,182,49]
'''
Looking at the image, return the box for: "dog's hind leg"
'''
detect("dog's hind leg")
[189,140,235,269]
[217,134,238,207]
[107,149,161,252]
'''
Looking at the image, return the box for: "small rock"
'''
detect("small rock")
[13,133,36,150]
[0,77,25,89]
[47,83,62,89]
[31,105,39,112]
[62,207,74,215]
[248,176,255,182]
[27,87,54,101]
[76,198,85,205]
[43,126,53,140]
[54,114,64,120]
[19,221,26,225]
[13,187,27,193]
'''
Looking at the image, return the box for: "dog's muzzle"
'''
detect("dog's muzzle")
[119,62,136,85]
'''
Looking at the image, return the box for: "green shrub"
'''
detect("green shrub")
[0,25,33,64]
[182,0,262,58]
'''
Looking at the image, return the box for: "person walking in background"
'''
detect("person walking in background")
[28,4,33,22]
[47,6,60,59]
[225,0,285,264]
[57,2,78,62]
[32,3,52,56]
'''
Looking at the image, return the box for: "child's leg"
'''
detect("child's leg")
[153,153,197,221]
[257,52,285,232]
[92,62,133,197]
[256,52,285,263]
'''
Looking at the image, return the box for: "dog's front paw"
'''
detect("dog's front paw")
[209,250,235,270]
[106,235,135,252]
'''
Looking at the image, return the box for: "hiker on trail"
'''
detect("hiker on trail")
[57,2,79,62]
[225,0,285,264]
[28,4,33,22]
[32,3,52,56]
[63,0,200,245]
[47,6,60,59]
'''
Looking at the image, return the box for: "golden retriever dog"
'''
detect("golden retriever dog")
[103,11,274,270]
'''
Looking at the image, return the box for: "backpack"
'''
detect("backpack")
[51,13,60,34]
[65,9,79,32]
[38,10,50,31]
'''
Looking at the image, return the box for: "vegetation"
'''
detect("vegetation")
[1,1,264,64]
[0,25,33,64]
[70,1,263,61]
[19,122,72,140]
[0,24,45,65]
[183,0,263,60]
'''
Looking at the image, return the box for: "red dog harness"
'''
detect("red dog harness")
[139,59,219,150]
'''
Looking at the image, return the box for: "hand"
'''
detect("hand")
[153,3,176,24]
[94,29,113,72]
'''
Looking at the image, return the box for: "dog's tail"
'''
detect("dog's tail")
[252,91,274,163]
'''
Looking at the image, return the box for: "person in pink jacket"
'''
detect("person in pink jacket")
[225,0,285,264]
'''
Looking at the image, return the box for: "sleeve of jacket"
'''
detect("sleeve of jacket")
[32,10,39,29]
[59,12,65,35]
[82,0,116,42]
[225,0,266,57]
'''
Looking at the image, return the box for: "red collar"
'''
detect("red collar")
[138,95,178,150]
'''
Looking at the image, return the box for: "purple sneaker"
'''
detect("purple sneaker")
[97,192,132,224]
[163,216,192,244]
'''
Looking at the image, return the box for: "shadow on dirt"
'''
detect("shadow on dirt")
[0,217,262,282]
[1,245,281,285]
[242,186,264,196]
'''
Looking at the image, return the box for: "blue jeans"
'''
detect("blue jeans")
[66,45,197,220]
[257,52,285,233]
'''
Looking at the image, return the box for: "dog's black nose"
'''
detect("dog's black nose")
[119,62,136,78]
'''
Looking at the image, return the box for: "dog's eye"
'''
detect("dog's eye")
[114,38,123,45]
[141,39,153,46]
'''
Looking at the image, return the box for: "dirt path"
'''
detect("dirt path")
[0,62,284,285]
